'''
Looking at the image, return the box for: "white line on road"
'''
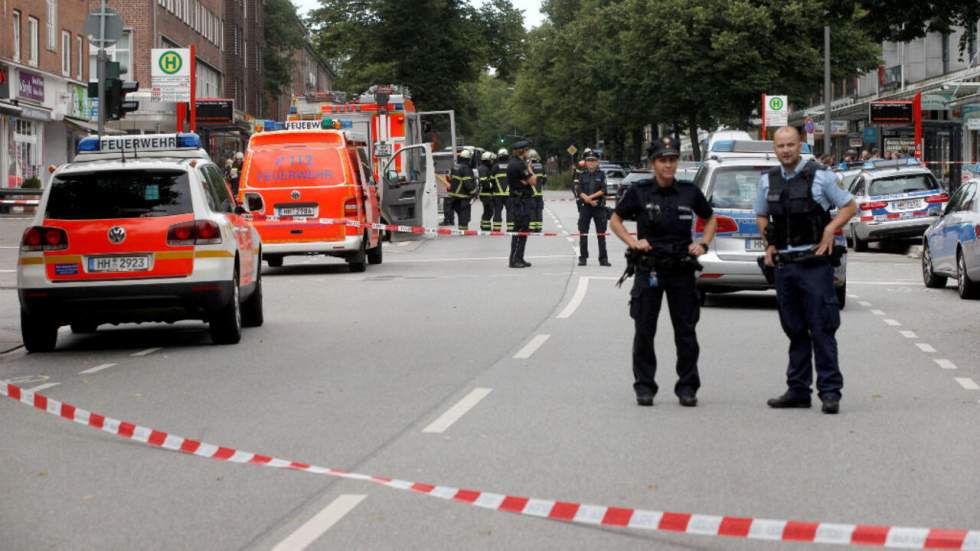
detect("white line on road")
[914,343,936,353]
[395,254,573,264]
[870,309,885,316]
[422,387,492,434]
[557,276,590,319]
[954,377,980,391]
[27,382,60,393]
[848,280,922,286]
[131,347,161,357]
[899,330,918,339]
[514,334,551,359]
[0,269,15,273]
[847,294,859,299]
[858,301,872,307]
[883,319,901,326]
[79,363,118,375]
[270,494,366,551]
[935,359,958,370]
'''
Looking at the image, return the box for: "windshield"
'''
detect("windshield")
[624,172,652,184]
[246,146,346,188]
[868,173,938,196]
[46,170,192,220]
[709,166,769,210]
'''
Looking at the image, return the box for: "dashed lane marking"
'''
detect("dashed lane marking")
[846,294,859,299]
[79,363,118,375]
[270,494,367,551]
[954,377,980,391]
[870,309,885,316]
[914,343,936,353]
[935,359,958,370]
[422,387,493,434]
[514,334,551,360]
[0,269,15,273]
[883,319,901,326]
[858,301,872,307]
[26,382,60,393]
[131,347,161,357]
[557,276,590,319]
[899,330,918,339]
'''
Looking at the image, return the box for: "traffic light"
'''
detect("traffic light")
[105,78,139,120]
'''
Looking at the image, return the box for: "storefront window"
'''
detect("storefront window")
[7,120,40,188]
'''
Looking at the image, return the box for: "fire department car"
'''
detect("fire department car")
[17,133,263,352]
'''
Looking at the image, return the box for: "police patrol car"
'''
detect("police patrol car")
[692,140,848,306]
[843,158,947,251]
[17,133,263,352]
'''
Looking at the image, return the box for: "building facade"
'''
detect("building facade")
[265,38,335,122]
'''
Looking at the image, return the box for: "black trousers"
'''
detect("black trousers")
[442,197,455,225]
[451,197,472,229]
[479,196,494,231]
[578,204,608,261]
[774,260,843,400]
[493,196,507,231]
[630,270,701,398]
[509,195,531,263]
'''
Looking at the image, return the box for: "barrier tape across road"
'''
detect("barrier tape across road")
[0,199,39,206]
[250,215,628,238]
[2,383,976,549]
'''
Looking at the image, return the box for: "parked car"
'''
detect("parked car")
[922,180,980,299]
[618,170,653,203]
[600,166,628,199]
[676,162,702,184]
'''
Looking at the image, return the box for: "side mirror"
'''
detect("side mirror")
[245,193,264,213]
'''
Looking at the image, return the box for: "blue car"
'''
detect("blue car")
[922,180,980,299]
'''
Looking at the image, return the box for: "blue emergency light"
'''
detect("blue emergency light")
[863,161,875,169]
[77,136,101,152]
[175,133,202,148]
[711,140,735,152]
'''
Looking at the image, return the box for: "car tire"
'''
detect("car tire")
[210,270,242,345]
[21,309,57,353]
[696,288,707,307]
[852,228,868,252]
[266,255,283,268]
[70,322,98,334]
[835,286,846,309]
[367,238,383,265]
[348,236,367,273]
[922,245,947,289]
[957,250,980,299]
[242,263,264,328]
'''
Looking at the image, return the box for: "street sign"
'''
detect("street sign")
[84,9,123,47]
[150,49,191,102]
[374,142,393,158]
[567,145,578,156]
[765,95,788,127]
[804,117,815,146]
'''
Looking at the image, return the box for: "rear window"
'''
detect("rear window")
[709,166,768,210]
[868,173,938,196]
[246,146,346,188]
[46,170,192,220]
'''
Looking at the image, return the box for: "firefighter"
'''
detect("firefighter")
[528,149,546,233]
[478,151,497,232]
[493,148,511,232]
[449,148,477,230]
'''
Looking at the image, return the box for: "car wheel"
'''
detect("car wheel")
[21,309,57,353]
[242,261,264,328]
[852,227,868,252]
[921,245,947,289]
[957,251,979,299]
[696,288,707,307]
[835,286,846,309]
[348,235,368,273]
[266,255,283,268]
[367,238,383,265]
[210,269,242,344]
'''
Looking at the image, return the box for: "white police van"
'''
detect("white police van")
[17,133,263,351]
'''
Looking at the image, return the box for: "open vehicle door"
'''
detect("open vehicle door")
[380,143,437,233]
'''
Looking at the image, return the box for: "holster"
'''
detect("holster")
[756,256,776,284]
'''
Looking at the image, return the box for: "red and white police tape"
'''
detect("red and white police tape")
[0,199,39,206]
[251,215,625,238]
[2,382,976,549]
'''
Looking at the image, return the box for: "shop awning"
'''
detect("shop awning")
[0,101,22,115]
[63,117,126,135]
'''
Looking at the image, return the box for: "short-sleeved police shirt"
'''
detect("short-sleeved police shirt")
[507,157,532,197]
[575,170,607,196]
[615,179,713,255]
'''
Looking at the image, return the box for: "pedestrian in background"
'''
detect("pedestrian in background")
[574,152,610,266]
[756,127,856,414]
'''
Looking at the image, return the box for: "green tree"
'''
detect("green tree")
[834,0,980,53]
[263,0,307,97]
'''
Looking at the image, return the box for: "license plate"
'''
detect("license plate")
[893,199,921,210]
[746,239,765,251]
[277,206,317,217]
[88,255,151,273]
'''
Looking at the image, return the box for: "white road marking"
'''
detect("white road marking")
[954,377,980,391]
[914,343,936,353]
[899,330,918,339]
[935,359,958,370]
[79,363,118,375]
[0,245,21,249]
[846,294,859,299]
[514,334,551,359]
[870,309,885,316]
[422,387,493,433]
[858,301,872,307]
[566,237,575,243]
[394,254,573,264]
[883,319,901,326]
[848,280,921,286]
[131,347,161,357]
[558,276,590,319]
[26,382,60,393]
[0,269,15,273]
[270,494,366,551]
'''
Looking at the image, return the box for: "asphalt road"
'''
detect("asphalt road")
[1,194,978,550]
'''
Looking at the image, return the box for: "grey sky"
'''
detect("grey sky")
[292,0,545,29]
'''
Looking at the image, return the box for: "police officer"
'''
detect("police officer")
[574,151,611,266]
[478,151,497,232]
[449,148,476,229]
[609,136,717,407]
[507,141,536,268]
[755,127,856,415]
[528,149,546,232]
[492,148,510,232]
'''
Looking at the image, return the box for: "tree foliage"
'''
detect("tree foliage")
[834,0,980,52]
[263,0,308,97]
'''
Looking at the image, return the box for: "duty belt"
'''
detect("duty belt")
[617,250,703,287]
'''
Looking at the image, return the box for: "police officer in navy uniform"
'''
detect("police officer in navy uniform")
[478,151,496,232]
[492,148,510,232]
[574,151,611,266]
[756,127,856,414]
[609,136,717,407]
[507,141,536,268]
[449,148,476,229]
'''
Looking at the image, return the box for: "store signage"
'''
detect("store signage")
[18,70,44,102]
[195,98,234,123]
[878,65,902,93]
[870,101,914,124]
